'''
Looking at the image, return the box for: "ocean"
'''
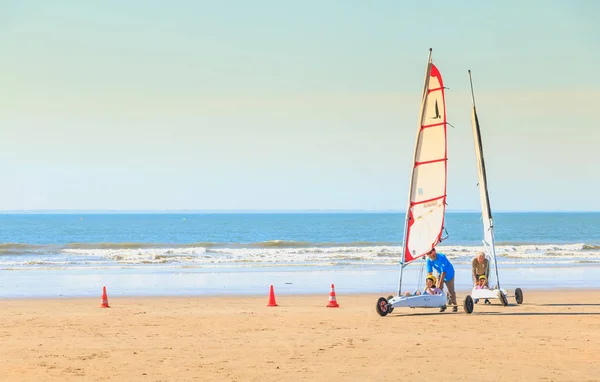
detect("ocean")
[1,212,598,297]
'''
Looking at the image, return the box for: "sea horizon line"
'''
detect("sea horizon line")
[0,209,598,214]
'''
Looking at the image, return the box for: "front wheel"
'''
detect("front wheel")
[376,297,390,317]
[387,295,395,314]
[463,295,474,314]
[515,288,523,304]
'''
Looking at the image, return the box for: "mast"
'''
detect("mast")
[468,70,501,289]
[397,49,433,296]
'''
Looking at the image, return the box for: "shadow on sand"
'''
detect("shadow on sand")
[389,311,600,317]
[474,311,600,316]
[386,303,600,317]
[536,303,600,307]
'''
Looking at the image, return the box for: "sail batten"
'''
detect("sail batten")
[400,58,448,267]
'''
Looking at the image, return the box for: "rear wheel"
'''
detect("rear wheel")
[463,295,474,314]
[376,297,390,317]
[387,296,395,314]
[515,288,523,304]
[499,291,509,306]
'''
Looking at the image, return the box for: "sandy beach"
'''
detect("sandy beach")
[1,289,599,381]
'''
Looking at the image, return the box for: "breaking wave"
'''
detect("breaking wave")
[0,241,599,269]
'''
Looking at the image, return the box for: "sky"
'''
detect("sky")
[0,1,599,212]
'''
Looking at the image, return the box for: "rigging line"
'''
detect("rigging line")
[417,257,426,292]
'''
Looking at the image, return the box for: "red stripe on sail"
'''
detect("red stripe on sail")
[404,209,416,263]
[410,195,445,207]
[415,158,446,167]
[434,63,448,252]
[422,122,445,129]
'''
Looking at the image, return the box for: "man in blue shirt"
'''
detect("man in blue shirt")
[426,247,457,312]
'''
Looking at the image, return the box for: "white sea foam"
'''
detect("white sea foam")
[37,243,600,267]
[1,242,599,269]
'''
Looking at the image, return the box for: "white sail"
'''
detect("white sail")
[398,50,448,295]
[469,70,500,288]
[471,108,493,246]
[402,56,448,264]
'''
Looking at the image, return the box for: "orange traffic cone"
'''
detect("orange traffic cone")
[326,284,339,308]
[267,284,278,307]
[100,286,110,308]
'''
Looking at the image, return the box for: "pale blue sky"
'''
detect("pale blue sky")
[1,1,599,211]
